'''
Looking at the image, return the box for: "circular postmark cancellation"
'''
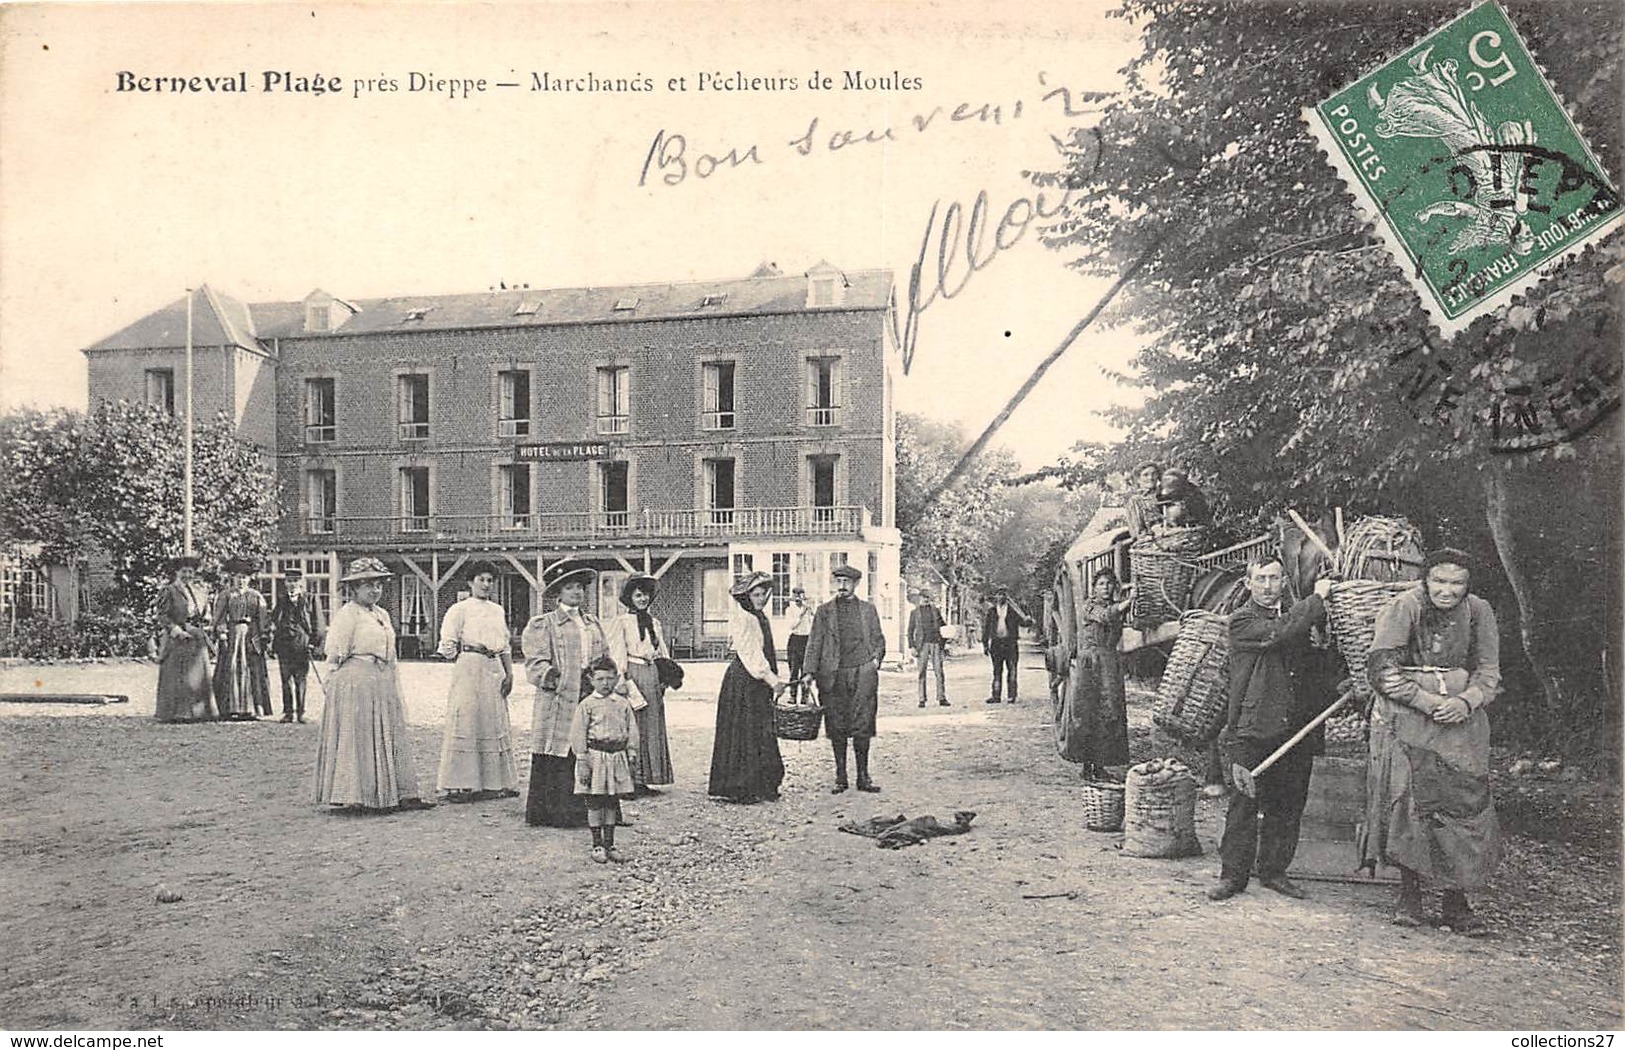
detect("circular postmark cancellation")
[1307,0,1622,450]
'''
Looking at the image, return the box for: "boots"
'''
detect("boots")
[1393,867,1425,927]
[831,738,850,793]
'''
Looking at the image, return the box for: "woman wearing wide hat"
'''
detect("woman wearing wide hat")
[521,565,608,827]
[211,555,272,720]
[605,574,676,794]
[706,570,788,803]
[153,554,216,722]
[435,560,520,802]
[312,557,432,813]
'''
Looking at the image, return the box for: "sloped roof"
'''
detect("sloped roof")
[85,269,893,352]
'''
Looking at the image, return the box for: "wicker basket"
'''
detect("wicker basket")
[1325,579,1416,709]
[1153,611,1232,742]
[773,699,824,741]
[1333,516,1426,583]
[1129,546,1202,627]
[1080,780,1125,832]
[1122,760,1202,858]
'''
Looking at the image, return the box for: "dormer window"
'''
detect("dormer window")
[701,294,728,308]
[804,262,847,308]
[307,304,330,331]
[402,307,433,324]
[301,289,350,333]
[514,299,541,316]
[613,297,639,312]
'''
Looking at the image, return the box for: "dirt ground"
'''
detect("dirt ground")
[1,646,1619,1031]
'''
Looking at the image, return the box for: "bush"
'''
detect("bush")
[0,610,152,660]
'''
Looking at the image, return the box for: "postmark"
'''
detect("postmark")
[1306,1,1621,337]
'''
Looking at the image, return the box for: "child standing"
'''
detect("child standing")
[570,656,641,863]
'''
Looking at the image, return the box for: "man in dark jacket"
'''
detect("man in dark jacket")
[1208,555,1332,902]
[982,588,1032,704]
[803,564,886,793]
[270,568,326,723]
[907,590,949,708]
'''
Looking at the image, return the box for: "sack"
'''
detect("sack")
[655,656,684,690]
[625,677,648,711]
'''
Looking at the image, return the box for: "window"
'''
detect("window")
[806,357,841,426]
[810,278,836,307]
[494,575,531,634]
[868,550,879,600]
[613,297,639,312]
[732,553,754,576]
[498,370,531,437]
[499,464,531,529]
[514,299,541,316]
[702,362,735,430]
[701,293,728,308]
[400,466,430,532]
[597,366,629,434]
[771,553,791,615]
[304,378,336,443]
[306,469,336,534]
[600,461,629,528]
[144,369,174,414]
[307,304,330,331]
[705,458,735,526]
[0,560,55,622]
[398,374,430,440]
[700,567,730,638]
[811,455,837,524]
[399,575,431,641]
[830,551,849,572]
[795,551,824,601]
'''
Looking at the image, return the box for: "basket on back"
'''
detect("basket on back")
[1334,516,1425,583]
[1325,579,1416,709]
[1152,610,1231,743]
[1128,526,1208,627]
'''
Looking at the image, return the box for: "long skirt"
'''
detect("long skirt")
[1057,646,1129,768]
[214,624,272,718]
[436,653,519,793]
[706,657,783,802]
[627,662,674,787]
[526,753,589,827]
[313,659,421,809]
[155,633,215,722]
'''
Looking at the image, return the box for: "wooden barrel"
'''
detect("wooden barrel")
[1299,756,1367,843]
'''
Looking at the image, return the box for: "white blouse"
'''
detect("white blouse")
[437,597,511,657]
[728,605,781,687]
[326,601,396,666]
[606,611,667,671]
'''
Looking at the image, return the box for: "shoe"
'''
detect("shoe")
[446,791,476,804]
[396,798,436,811]
[918,701,926,708]
[606,847,627,863]
[939,700,950,706]
[296,716,307,724]
[590,846,608,864]
[985,697,1002,705]
[1206,880,1246,901]
[832,782,849,795]
[280,714,294,723]
[857,779,881,793]
[1260,876,1307,900]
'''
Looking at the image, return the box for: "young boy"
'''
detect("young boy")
[570,656,641,863]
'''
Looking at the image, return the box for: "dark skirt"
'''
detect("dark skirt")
[706,657,784,803]
[155,633,215,722]
[1058,646,1129,768]
[525,753,588,827]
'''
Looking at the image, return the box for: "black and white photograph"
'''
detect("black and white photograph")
[0,0,1619,1035]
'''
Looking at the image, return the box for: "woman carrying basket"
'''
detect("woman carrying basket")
[1058,568,1133,780]
[706,570,787,804]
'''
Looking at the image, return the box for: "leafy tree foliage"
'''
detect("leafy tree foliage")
[1032,1,1621,750]
[896,412,1021,598]
[0,402,278,611]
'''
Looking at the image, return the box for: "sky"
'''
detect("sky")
[0,1,1148,470]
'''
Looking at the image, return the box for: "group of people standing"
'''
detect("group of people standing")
[153,555,326,725]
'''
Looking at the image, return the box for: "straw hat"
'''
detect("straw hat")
[545,565,595,593]
[340,557,391,583]
[730,570,774,597]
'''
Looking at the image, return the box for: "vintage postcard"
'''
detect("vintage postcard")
[0,0,1619,1037]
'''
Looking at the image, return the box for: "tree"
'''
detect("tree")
[1031,1,1622,746]
[0,402,280,611]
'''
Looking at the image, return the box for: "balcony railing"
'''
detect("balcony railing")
[285,504,870,545]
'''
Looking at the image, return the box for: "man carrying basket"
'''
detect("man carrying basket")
[803,564,886,793]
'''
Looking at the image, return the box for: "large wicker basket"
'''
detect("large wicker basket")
[1122,760,1202,858]
[1080,780,1125,832]
[1153,611,1231,742]
[1129,546,1202,627]
[1325,579,1416,709]
[773,699,824,741]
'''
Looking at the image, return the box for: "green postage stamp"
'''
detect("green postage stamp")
[1306,1,1621,337]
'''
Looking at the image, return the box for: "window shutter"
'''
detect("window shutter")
[703,364,719,414]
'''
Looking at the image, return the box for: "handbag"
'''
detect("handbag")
[655,656,684,690]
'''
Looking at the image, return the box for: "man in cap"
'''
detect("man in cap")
[802,563,886,792]
[907,589,949,707]
[1364,548,1501,934]
[271,568,326,723]
[982,587,1032,704]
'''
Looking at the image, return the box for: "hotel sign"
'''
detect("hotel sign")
[515,441,612,461]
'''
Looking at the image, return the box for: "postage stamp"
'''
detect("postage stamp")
[1306,0,1621,337]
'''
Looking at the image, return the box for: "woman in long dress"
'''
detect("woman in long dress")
[706,571,788,803]
[436,561,519,802]
[313,557,432,813]
[521,566,606,827]
[605,573,675,794]
[211,557,272,720]
[154,555,216,722]
[1058,568,1133,779]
